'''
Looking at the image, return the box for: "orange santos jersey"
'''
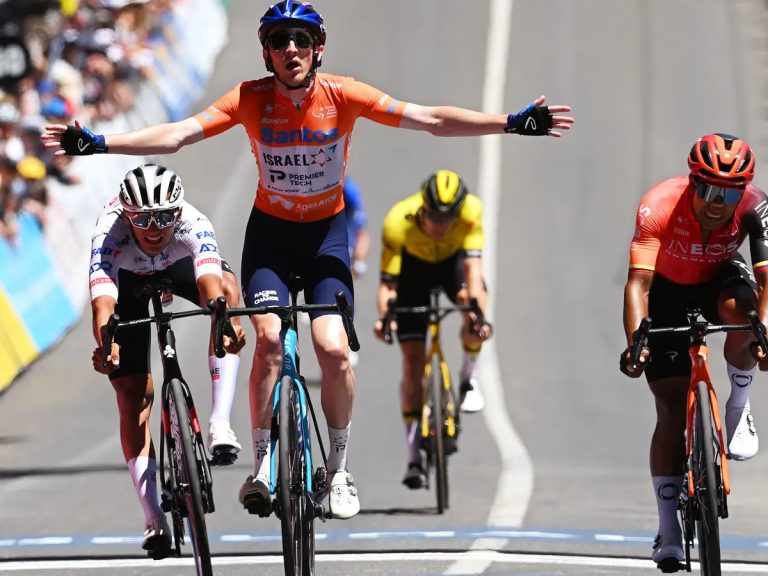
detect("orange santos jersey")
[629,176,768,285]
[193,73,407,222]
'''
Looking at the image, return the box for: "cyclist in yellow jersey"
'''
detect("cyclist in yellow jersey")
[374,170,492,488]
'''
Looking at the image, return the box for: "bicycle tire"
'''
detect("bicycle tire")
[278,375,307,576]
[429,354,448,514]
[168,378,213,576]
[693,380,721,576]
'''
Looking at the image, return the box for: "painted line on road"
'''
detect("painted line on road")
[0,551,766,573]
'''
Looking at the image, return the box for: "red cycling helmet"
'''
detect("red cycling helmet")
[688,133,755,187]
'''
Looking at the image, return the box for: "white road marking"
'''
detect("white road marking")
[0,551,765,573]
[446,0,532,573]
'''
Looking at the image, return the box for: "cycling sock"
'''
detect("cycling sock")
[128,456,163,523]
[404,420,421,464]
[652,476,682,538]
[252,428,271,479]
[459,351,479,383]
[209,354,240,426]
[325,423,351,472]
[725,363,755,414]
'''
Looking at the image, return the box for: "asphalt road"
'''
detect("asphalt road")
[1,1,768,575]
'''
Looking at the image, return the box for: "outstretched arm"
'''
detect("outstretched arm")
[42,117,205,156]
[399,95,574,138]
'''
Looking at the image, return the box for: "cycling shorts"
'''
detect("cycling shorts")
[644,254,757,382]
[395,251,484,342]
[109,257,234,380]
[240,208,354,319]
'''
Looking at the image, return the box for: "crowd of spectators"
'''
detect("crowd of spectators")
[0,0,181,242]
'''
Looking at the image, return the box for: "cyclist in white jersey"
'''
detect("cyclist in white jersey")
[89,163,246,559]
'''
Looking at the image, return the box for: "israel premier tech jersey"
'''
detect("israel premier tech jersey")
[193,73,406,222]
[628,176,768,285]
[89,198,223,301]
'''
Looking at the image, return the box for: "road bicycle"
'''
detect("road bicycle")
[216,278,359,576]
[381,287,485,514]
[628,308,768,575]
[101,279,231,576]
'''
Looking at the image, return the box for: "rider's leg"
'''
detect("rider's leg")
[400,340,427,488]
[648,375,688,565]
[718,285,759,459]
[455,283,489,412]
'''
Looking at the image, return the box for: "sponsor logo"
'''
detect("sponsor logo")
[89,261,113,273]
[196,231,216,239]
[664,239,739,258]
[639,204,651,218]
[91,247,113,256]
[199,243,219,253]
[89,277,114,288]
[163,344,176,359]
[657,482,679,501]
[252,289,279,305]
[77,138,89,152]
[667,351,678,362]
[524,117,537,131]
[259,126,339,144]
[262,117,288,125]
[673,227,690,237]
[731,373,753,388]
[197,257,221,267]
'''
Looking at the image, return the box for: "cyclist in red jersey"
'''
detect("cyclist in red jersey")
[620,133,768,571]
[41,1,574,520]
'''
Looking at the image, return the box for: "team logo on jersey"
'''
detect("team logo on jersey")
[199,243,218,253]
[311,148,332,167]
[259,126,339,144]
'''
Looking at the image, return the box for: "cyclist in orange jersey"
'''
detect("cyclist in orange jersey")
[620,133,768,571]
[41,0,574,520]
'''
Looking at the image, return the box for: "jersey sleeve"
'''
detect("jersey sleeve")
[89,230,120,301]
[343,79,407,128]
[743,185,768,274]
[380,207,404,282]
[184,214,223,281]
[193,82,244,138]
[461,195,484,257]
[628,192,666,274]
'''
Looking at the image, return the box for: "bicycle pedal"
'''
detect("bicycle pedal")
[210,447,238,466]
[656,557,684,573]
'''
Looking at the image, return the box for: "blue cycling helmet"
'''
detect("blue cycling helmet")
[258,1,326,47]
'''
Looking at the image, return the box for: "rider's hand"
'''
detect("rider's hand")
[504,96,574,138]
[223,323,246,354]
[45,119,108,156]
[750,342,768,371]
[374,318,396,343]
[92,343,120,374]
[619,346,649,378]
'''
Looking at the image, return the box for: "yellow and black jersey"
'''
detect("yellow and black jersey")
[380,192,484,282]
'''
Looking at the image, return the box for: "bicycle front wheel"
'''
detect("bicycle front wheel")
[168,378,213,576]
[278,375,312,576]
[428,354,449,514]
[693,380,721,576]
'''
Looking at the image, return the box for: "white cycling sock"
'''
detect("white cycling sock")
[252,428,271,479]
[726,363,755,414]
[209,354,239,427]
[404,420,420,464]
[459,352,478,384]
[128,456,163,524]
[652,476,682,538]
[325,423,351,473]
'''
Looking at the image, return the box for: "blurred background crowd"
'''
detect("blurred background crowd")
[0,0,182,241]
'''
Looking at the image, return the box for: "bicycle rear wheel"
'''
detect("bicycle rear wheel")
[168,379,213,576]
[693,380,721,576]
[428,354,448,514]
[278,375,311,576]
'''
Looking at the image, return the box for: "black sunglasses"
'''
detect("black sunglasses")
[692,178,744,206]
[423,208,458,224]
[126,208,179,230]
[268,28,314,50]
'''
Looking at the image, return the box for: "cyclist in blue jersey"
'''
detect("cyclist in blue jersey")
[343,176,370,279]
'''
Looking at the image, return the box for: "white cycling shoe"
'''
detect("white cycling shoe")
[328,470,360,519]
[207,423,241,465]
[726,402,758,461]
[459,378,485,413]
[652,533,684,573]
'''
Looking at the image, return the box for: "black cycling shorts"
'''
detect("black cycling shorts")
[109,257,234,380]
[240,208,354,320]
[395,251,485,342]
[644,254,757,382]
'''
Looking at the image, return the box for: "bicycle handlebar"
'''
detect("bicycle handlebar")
[380,297,486,345]
[628,310,768,370]
[221,290,360,352]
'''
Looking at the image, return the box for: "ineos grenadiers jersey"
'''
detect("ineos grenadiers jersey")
[192,73,406,223]
[629,176,768,285]
[89,198,223,301]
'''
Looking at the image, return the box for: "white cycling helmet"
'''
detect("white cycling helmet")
[119,163,184,213]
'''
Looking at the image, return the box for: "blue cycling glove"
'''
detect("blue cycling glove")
[504,102,553,136]
[61,125,108,155]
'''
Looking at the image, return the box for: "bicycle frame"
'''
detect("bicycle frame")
[684,338,729,500]
[421,292,457,442]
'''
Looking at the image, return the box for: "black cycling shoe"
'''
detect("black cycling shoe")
[656,557,684,573]
[402,462,427,489]
[142,518,171,560]
[238,475,272,517]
